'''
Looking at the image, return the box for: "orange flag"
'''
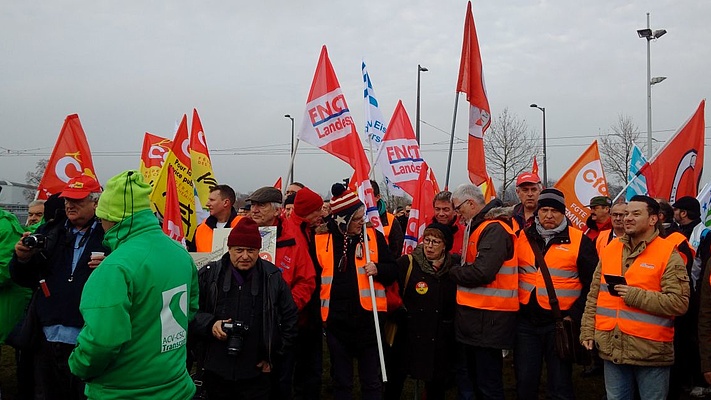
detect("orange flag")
[532,156,539,176]
[163,165,186,246]
[139,132,172,187]
[482,176,497,202]
[640,99,705,202]
[456,1,491,186]
[37,114,99,199]
[554,141,609,230]
[190,108,218,207]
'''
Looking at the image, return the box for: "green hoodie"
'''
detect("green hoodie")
[69,209,199,400]
[0,209,31,343]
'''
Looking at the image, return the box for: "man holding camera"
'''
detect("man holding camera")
[191,217,298,399]
[10,174,108,400]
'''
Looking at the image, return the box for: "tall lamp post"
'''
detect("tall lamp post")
[637,12,667,159]
[284,114,295,182]
[529,104,547,186]
[416,64,428,144]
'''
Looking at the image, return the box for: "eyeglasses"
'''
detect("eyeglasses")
[611,213,626,218]
[423,238,443,246]
[454,200,469,212]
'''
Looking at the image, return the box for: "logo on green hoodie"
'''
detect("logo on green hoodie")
[160,284,188,353]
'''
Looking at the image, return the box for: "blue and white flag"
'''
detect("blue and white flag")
[626,142,648,201]
[697,183,711,228]
[362,60,387,156]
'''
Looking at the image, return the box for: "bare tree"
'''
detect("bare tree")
[599,114,642,186]
[484,108,541,202]
[24,158,48,201]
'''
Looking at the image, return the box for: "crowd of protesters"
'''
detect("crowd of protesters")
[1,169,711,400]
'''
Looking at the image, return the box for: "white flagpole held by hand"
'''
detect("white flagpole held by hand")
[361,222,388,382]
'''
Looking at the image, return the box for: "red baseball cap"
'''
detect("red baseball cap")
[516,172,541,187]
[60,175,101,199]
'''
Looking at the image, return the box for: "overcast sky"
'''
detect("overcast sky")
[2,1,709,197]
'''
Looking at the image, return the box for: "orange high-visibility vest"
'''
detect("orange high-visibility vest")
[517,227,583,310]
[665,231,694,266]
[381,212,396,244]
[596,229,613,256]
[315,228,385,321]
[194,216,242,252]
[457,220,519,311]
[595,236,676,342]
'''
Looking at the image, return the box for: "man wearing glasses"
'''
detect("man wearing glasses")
[595,202,628,255]
[450,184,518,400]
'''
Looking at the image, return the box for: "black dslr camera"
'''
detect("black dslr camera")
[22,234,47,249]
[222,321,249,356]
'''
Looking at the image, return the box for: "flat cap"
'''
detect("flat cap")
[247,186,283,204]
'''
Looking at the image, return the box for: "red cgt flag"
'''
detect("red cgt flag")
[640,99,705,202]
[457,1,491,186]
[37,114,99,199]
[402,164,440,255]
[163,164,186,246]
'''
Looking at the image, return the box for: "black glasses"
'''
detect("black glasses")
[454,200,469,212]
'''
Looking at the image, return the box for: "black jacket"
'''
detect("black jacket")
[190,255,298,377]
[519,222,598,324]
[449,199,517,349]
[10,218,107,328]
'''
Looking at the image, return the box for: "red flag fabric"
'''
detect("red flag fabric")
[298,46,371,180]
[274,177,282,190]
[554,141,609,230]
[402,164,440,255]
[456,1,491,186]
[190,108,218,207]
[163,164,186,246]
[375,100,425,198]
[37,114,99,199]
[532,156,539,176]
[139,132,172,187]
[641,100,705,202]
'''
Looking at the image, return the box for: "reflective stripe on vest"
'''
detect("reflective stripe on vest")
[195,216,242,252]
[315,228,385,321]
[595,236,676,342]
[457,219,519,311]
[516,227,584,310]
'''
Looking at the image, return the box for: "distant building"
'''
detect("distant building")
[0,180,36,222]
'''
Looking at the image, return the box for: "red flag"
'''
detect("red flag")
[457,1,491,186]
[163,165,186,246]
[274,177,282,190]
[532,156,539,176]
[37,114,99,199]
[641,100,705,202]
[554,141,608,230]
[190,108,218,206]
[139,132,172,187]
[402,164,440,255]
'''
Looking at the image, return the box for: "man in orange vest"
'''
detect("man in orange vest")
[595,202,627,256]
[314,183,397,399]
[515,188,598,400]
[193,185,241,252]
[581,195,689,400]
[450,183,517,400]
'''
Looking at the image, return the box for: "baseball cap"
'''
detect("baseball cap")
[516,172,541,187]
[60,175,101,200]
[588,196,612,208]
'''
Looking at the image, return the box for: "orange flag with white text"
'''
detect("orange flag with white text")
[190,108,218,207]
[456,1,491,186]
[37,114,99,199]
[163,165,186,246]
[139,132,172,187]
[640,99,705,202]
[554,141,608,230]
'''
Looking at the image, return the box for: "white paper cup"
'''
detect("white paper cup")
[90,251,105,260]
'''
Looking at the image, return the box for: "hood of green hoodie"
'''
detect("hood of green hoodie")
[102,209,161,251]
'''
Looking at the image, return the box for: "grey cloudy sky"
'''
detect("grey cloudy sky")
[2,1,710,197]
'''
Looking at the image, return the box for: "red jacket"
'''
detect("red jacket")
[584,215,612,241]
[273,216,316,311]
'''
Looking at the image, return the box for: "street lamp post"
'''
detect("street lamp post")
[416,64,428,144]
[529,104,547,186]
[637,12,667,159]
[284,114,295,182]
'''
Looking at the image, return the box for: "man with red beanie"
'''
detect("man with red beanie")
[247,186,315,399]
[287,185,327,399]
[191,217,298,400]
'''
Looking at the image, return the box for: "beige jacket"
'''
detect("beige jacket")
[580,230,690,366]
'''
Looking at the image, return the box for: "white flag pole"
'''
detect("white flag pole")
[360,225,388,382]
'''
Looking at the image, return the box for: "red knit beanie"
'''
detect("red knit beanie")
[294,187,323,218]
[227,217,262,248]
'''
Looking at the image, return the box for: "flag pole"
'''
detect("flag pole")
[284,139,300,192]
[445,92,460,190]
[361,224,388,382]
